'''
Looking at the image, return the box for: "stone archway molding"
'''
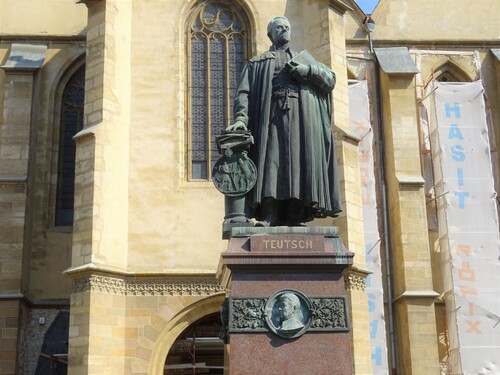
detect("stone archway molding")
[148,292,226,375]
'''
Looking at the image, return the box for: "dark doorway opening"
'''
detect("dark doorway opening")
[164,313,224,374]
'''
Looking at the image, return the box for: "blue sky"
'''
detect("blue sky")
[355,0,379,13]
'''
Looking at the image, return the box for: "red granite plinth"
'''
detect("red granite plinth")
[217,227,354,375]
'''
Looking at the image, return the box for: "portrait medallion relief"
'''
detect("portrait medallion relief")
[265,289,312,339]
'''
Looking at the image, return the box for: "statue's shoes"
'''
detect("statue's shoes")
[288,222,307,227]
[254,220,271,227]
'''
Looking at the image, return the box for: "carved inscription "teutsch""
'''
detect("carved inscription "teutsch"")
[263,239,313,249]
[250,235,324,252]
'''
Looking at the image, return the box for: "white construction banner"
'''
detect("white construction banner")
[429,80,500,374]
[349,81,389,374]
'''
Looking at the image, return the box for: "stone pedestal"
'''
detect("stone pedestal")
[217,227,354,375]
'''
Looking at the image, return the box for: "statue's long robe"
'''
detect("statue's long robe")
[233,49,342,221]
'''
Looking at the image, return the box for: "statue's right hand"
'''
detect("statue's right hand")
[225,120,247,133]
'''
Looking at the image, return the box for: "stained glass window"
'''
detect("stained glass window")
[188,1,249,180]
[55,64,85,226]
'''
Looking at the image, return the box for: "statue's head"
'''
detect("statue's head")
[277,292,302,321]
[267,16,291,46]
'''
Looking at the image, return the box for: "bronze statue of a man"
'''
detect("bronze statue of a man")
[226,16,342,226]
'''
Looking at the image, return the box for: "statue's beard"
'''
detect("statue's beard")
[274,34,290,46]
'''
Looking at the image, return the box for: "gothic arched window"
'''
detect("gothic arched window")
[434,62,472,83]
[188,1,250,180]
[55,64,85,226]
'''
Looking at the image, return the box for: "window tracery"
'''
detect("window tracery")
[55,64,85,226]
[188,1,249,180]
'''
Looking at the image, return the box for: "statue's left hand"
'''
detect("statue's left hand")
[290,64,310,82]
[225,120,247,133]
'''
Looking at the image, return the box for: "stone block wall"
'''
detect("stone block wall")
[0,300,20,375]
[67,273,225,375]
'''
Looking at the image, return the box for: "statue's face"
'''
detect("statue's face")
[278,297,295,319]
[269,18,291,46]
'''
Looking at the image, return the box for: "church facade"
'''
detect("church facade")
[0,0,499,374]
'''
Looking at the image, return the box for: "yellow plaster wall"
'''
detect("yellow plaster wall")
[125,0,345,273]
[371,0,500,41]
[0,0,87,36]
[126,0,223,272]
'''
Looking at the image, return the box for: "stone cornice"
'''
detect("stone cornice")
[64,263,217,278]
[343,266,371,291]
[0,175,27,184]
[490,49,500,61]
[347,39,500,49]
[1,67,38,74]
[0,35,86,43]
[72,274,225,296]
[329,0,354,14]
[76,0,103,8]
[65,265,225,296]
[397,176,426,189]
[0,291,24,300]
[73,123,100,142]
[393,290,440,303]
[335,127,362,146]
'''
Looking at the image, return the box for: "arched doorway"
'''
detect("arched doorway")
[164,313,224,374]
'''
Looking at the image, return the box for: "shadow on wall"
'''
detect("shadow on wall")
[35,311,69,375]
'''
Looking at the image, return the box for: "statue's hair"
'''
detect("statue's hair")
[279,293,303,320]
[267,16,290,36]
